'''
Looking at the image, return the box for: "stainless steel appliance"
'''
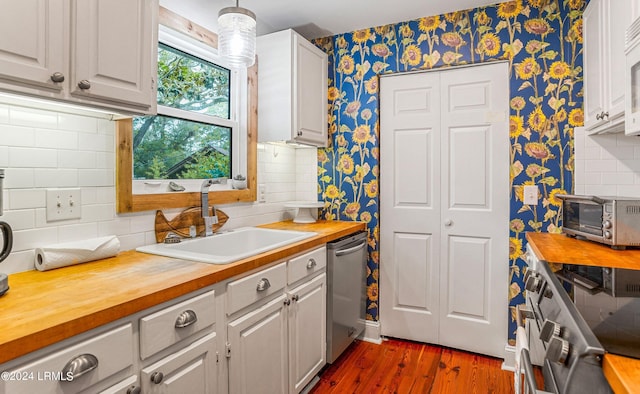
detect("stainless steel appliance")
[557,194,640,249]
[556,264,640,298]
[516,244,613,394]
[326,231,367,363]
[0,169,12,296]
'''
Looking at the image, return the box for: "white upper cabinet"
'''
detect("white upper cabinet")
[584,0,633,134]
[0,0,157,115]
[257,29,328,147]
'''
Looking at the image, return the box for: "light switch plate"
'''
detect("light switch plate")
[257,184,266,203]
[46,188,81,221]
[523,185,539,205]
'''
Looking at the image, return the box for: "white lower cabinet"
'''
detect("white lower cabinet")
[99,375,139,394]
[226,246,327,394]
[141,332,217,394]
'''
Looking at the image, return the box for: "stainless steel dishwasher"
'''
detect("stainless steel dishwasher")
[326,231,367,363]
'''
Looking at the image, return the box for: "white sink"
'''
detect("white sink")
[136,227,317,264]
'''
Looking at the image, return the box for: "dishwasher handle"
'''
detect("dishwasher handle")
[335,240,366,256]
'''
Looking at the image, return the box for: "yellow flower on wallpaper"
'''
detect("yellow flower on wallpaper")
[568,108,584,127]
[553,108,567,123]
[510,218,526,233]
[400,24,413,38]
[338,54,355,74]
[361,108,372,121]
[353,124,371,144]
[364,77,378,94]
[336,36,347,49]
[510,237,523,260]
[524,18,553,36]
[516,57,540,80]
[444,11,461,23]
[365,179,378,198]
[325,184,340,199]
[510,96,526,111]
[352,28,371,44]
[548,188,567,207]
[568,0,584,9]
[527,0,546,9]
[367,282,378,302]
[360,211,372,223]
[336,134,347,147]
[344,101,361,118]
[549,61,571,79]
[498,1,523,19]
[419,16,440,32]
[476,11,490,25]
[318,150,329,164]
[527,106,547,132]
[570,19,583,44]
[525,142,552,161]
[479,33,501,56]
[328,86,340,101]
[510,115,524,138]
[338,154,355,174]
[344,202,360,220]
[441,32,466,48]
[371,43,391,58]
[402,44,422,66]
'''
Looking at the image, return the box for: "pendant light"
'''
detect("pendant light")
[217,0,256,68]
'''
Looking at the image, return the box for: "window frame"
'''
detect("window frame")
[116,6,256,213]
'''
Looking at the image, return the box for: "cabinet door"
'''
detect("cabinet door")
[0,0,66,91]
[605,0,632,121]
[288,273,326,394]
[583,0,606,130]
[141,332,217,394]
[72,0,156,110]
[228,295,288,394]
[293,33,328,147]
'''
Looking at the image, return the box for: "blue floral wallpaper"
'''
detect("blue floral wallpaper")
[314,0,585,344]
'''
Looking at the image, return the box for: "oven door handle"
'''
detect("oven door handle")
[555,272,603,295]
[555,194,605,204]
[520,348,553,394]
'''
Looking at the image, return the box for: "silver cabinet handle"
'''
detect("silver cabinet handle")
[150,371,164,384]
[335,241,366,256]
[306,258,317,269]
[78,80,91,90]
[175,309,198,328]
[256,278,271,292]
[61,353,98,379]
[126,386,141,394]
[50,72,65,83]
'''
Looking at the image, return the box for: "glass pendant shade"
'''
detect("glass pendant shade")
[217,6,256,68]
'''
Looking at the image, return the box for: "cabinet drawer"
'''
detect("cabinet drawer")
[140,289,216,360]
[288,246,326,285]
[1,324,133,394]
[227,262,286,315]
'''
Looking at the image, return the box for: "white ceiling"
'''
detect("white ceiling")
[159,0,504,39]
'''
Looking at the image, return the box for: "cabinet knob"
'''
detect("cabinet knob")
[126,386,141,394]
[306,258,317,269]
[175,309,198,328]
[50,72,65,83]
[78,79,91,90]
[61,353,98,379]
[444,219,453,227]
[150,371,164,384]
[596,113,602,120]
[256,278,271,292]
[297,130,303,137]
[291,294,299,302]
[603,111,609,119]
[284,298,291,306]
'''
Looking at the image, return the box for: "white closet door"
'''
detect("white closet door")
[379,62,509,358]
[438,62,509,357]
[379,71,442,344]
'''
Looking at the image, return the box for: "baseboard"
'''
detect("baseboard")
[358,320,382,344]
[502,344,516,371]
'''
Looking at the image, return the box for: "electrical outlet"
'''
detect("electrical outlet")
[523,185,539,205]
[46,188,81,221]
[257,184,267,203]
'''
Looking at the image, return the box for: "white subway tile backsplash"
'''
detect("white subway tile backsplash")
[8,147,57,168]
[1,250,35,275]
[58,113,98,133]
[117,232,146,252]
[618,160,640,172]
[95,187,115,204]
[12,227,58,252]
[97,219,132,236]
[0,209,35,231]
[58,223,99,243]
[9,106,58,129]
[584,159,618,173]
[8,189,46,210]
[34,169,78,187]
[0,103,9,123]
[0,146,7,167]
[601,172,634,185]
[3,168,34,188]
[600,146,636,160]
[0,124,35,147]
[78,169,113,187]
[35,129,78,149]
[616,185,640,197]
[78,133,114,152]
[95,152,115,169]
[59,150,96,169]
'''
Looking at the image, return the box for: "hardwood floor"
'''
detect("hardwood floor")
[310,338,515,394]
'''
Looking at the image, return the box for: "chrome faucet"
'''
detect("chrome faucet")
[201,179,219,236]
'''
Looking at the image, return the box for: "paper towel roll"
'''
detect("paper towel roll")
[35,236,120,271]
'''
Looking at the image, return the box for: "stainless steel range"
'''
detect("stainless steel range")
[516,244,613,394]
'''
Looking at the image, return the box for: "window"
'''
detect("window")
[132,26,246,193]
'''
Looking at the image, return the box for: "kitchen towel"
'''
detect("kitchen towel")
[35,236,120,271]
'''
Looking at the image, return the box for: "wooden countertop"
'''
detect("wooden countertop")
[526,232,640,394]
[0,220,365,365]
